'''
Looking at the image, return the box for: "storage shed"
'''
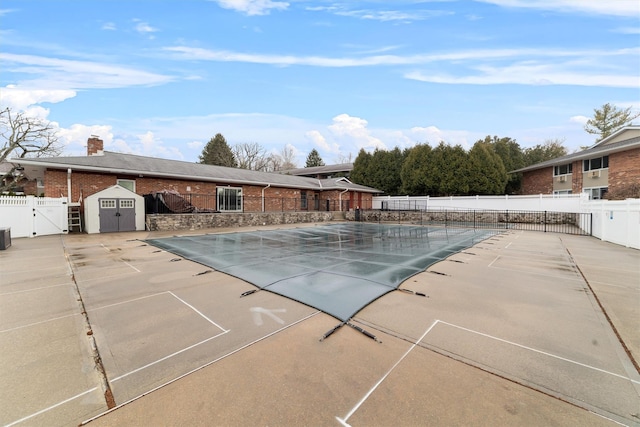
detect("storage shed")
[84,185,145,234]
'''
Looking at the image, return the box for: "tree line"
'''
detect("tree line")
[350,137,568,196]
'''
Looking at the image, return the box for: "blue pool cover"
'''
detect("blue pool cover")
[145,223,497,321]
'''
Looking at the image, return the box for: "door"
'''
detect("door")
[99,198,136,232]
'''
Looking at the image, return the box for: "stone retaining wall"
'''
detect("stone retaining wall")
[146,211,334,231]
[346,209,580,225]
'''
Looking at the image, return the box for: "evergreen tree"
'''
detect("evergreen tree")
[199,133,237,167]
[433,143,469,196]
[350,148,372,186]
[584,103,639,142]
[366,147,405,195]
[468,141,507,195]
[305,149,325,167]
[400,144,432,195]
[480,136,524,194]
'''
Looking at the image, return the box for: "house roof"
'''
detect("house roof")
[592,125,640,148]
[283,163,353,176]
[9,151,382,193]
[511,128,640,174]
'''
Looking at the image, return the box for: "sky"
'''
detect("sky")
[1,0,639,167]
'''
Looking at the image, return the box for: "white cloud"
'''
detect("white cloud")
[336,9,452,22]
[0,85,76,110]
[102,22,117,31]
[163,45,540,67]
[0,53,174,89]
[136,131,184,159]
[305,129,340,154]
[405,60,640,88]
[134,21,158,38]
[308,4,453,22]
[328,114,386,151]
[570,115,589,125]
[57,124,115,155]
[212,0,289,15]
[474,0,640,17]
[612,27,640,35]
[409,126,474,149]
[187,140,203,150]
[163,46,639,88]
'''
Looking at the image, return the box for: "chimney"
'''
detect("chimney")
[87,136,104,156]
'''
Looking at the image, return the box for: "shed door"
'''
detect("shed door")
[118,199,136,231]
[99,198,136,232]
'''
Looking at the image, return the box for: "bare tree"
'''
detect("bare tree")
[278,145,298,170]
[1,107,61,192]
[233,142,271,171]
[334,152,353,164]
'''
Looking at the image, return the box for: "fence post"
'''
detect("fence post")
[29,196,36,237]
[544,211,547,232]
[473,210,476,229]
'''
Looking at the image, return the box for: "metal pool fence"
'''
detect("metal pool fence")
[352,209,592,236]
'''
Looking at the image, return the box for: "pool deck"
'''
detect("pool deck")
[1,223,638,426]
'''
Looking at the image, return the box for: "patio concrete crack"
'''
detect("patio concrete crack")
[62,238,116,410]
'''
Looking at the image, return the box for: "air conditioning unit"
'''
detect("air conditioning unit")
[590,170,600,178]
[0,228,11,250]
[559,176,567,182]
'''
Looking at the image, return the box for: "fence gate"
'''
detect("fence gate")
[34,198,69,235]
[99,198,136,232]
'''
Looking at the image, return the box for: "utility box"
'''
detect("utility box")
[0,227,11,250]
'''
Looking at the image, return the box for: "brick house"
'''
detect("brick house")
[514,126,640,199]
[9,137,380,214]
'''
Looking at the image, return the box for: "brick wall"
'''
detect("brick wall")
[609,147,640,193]
[571,160,583,194]
[44,167,374,213]
[521,167,553,194]
[45,170,117,200]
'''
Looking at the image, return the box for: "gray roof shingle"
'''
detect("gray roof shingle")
[511,136,640,173]
[10,151,381,193]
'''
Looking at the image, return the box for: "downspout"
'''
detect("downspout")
[67,168,72,203]
[339,188,348,212]
[261,184,271,212]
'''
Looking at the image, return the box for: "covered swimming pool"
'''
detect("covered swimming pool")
[145,223,498,322]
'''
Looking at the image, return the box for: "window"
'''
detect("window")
[217,187,242,212]
[301,191,307,210]
[583,156,609,172]
[117,179,136,192]
[583,187,608,200]
[100,199,116,209]
[553,190,572,195]
[553,163,572,176]
[120,199,134,209]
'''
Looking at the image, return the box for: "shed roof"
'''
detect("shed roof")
[10,151,381,193]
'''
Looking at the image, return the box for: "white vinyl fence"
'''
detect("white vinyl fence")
[372,194,639,249]
[0,196,69,238]
[583,199,640,249]
[373,194,586,212]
